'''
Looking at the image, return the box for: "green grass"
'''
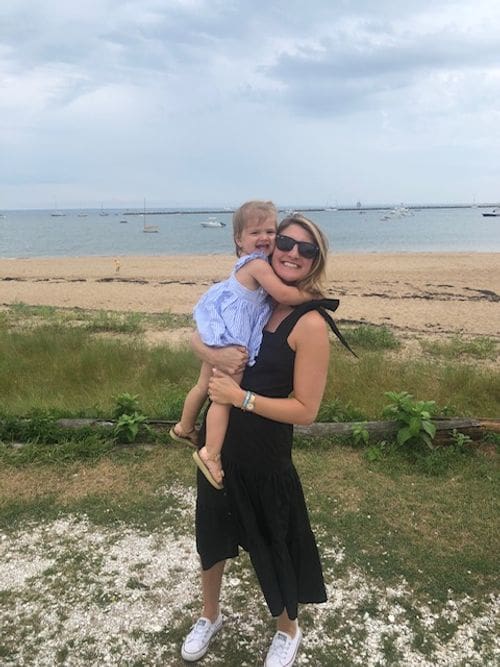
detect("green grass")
[0,323,199,415]
[421,335,498,360]
[324,349,500,418]
[0,442,497,600]
[4,302,194,332]
[1,307,498,420]
[344,324,401,350]
[0,438,497,665]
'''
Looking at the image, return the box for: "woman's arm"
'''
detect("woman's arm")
[248,258,313,305]
[208,311,330,425]
[190,332,248,376]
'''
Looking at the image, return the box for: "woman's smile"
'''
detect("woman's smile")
[272,223,314,281]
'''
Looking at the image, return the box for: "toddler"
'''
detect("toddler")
[170,201,314,488]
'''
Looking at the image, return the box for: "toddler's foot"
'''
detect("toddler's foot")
[169,423,199,448]
[193,446,224,490]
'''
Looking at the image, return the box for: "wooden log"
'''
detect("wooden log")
[295,418,495,443]
[53,417,498,442]
[2,417,496,445]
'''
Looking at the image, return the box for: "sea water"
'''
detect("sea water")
[0,207,499,258]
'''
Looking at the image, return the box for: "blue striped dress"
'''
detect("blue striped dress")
[193,251,274,366]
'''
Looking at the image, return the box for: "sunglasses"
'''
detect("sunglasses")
[275,234,319,259]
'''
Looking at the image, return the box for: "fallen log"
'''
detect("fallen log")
[295,418,497,443]
[54,416,498,443]
[2,417,497,446]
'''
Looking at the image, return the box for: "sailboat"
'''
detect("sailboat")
[51,199,66,217]
[99,203,110,216]
[142,199,159,233]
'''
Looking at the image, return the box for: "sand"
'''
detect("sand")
[1,253,499,337]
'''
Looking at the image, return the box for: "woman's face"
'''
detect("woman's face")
[271,223,316,285]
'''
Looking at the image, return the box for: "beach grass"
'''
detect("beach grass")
[420,334,498,360]
[1,305,498,420]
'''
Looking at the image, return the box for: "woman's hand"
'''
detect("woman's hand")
[208,368,244,407]
[191,332,248,375]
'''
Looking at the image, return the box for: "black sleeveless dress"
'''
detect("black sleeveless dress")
[195,301,345,620]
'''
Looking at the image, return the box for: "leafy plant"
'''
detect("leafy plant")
[451,429,473,451]
[113,412,148,443]
[383,391,437,450]
[111,393,152,443]
[364,440,388,461]
[112,393,141,419]
[317,398,366,423]
[352,423,369,447]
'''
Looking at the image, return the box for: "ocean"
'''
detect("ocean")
[0,206,499,258]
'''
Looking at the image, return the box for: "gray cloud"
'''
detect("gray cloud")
[0,0,499,207]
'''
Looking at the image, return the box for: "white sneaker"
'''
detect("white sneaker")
[264,628,302,666]
[181,613,223,662]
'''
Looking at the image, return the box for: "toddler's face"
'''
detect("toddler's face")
[236,214,277,257]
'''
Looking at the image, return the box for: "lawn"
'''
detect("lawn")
[0,441,498,666]
[0,305,498,665]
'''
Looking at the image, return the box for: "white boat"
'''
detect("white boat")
[380,205,413,221]
[77,212,88,217]
[201,217,226,228]
[99,203,109,216]
[482,208,499,217]
[142,199,159,233]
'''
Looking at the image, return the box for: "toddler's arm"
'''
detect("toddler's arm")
[247,258,313,305]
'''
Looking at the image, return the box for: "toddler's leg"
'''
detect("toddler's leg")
[170,362,211,447]
[194,371,243,490]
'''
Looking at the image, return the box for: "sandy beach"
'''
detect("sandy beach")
[1,253,499,337]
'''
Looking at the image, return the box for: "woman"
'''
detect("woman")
[182,214,344,666]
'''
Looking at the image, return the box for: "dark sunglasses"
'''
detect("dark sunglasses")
[275,234,319,259]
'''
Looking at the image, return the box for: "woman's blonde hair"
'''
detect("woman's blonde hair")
[277,213,329,295]
[232,200,278,256]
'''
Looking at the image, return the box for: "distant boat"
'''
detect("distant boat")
[142,199,159,233]
[482,208,499,217]
[99,203,110,216]
[120,219,128,224]
[380,205,413,221]
[51,200,66,217]
[201,217,226,228]
[77,212,88,217]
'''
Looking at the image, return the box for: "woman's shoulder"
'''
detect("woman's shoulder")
[290,308,328,342]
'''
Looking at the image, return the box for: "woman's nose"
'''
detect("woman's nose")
[288,242,300,257]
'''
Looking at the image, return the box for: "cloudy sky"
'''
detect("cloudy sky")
[1,0,499,210]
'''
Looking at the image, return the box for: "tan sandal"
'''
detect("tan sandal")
[169,425,199,448]
[192,450,224,490]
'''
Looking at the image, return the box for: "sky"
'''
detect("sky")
[1,0,499,210]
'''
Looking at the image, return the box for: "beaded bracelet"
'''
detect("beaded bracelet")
[241,390,256,412]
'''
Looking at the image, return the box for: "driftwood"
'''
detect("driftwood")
[52,416,499,444]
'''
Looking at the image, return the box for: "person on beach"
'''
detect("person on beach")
[181,213,349,666]
[170,201,316,490]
